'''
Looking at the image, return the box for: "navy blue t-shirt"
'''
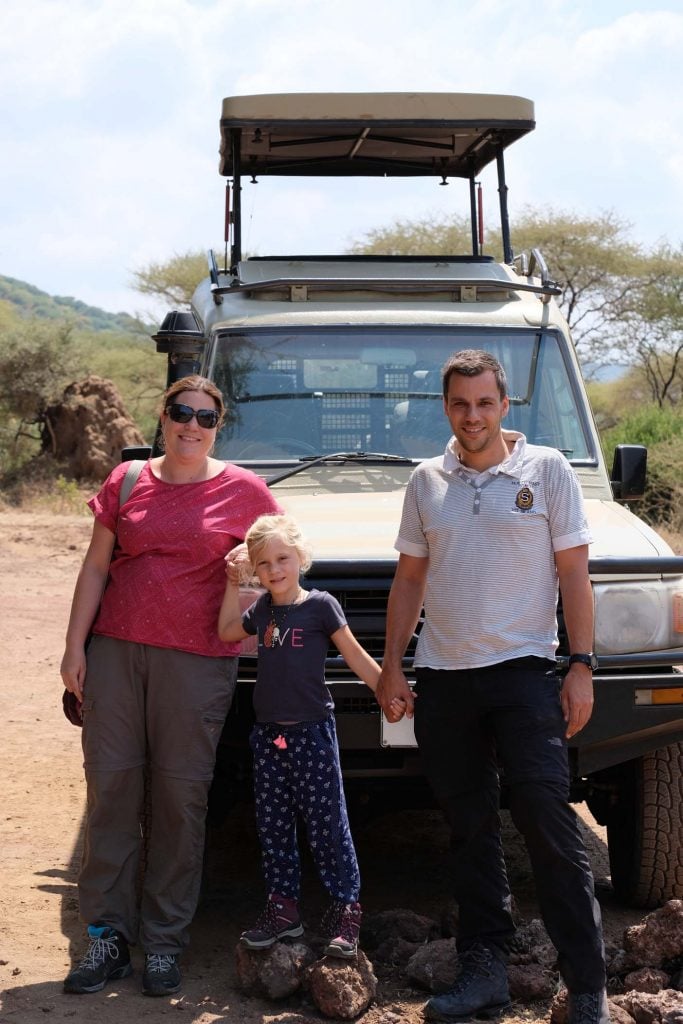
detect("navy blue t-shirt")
[242,589,346,723]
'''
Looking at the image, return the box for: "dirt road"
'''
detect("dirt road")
[0,510,643,1024]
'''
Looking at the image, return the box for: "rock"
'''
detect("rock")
[624,902,683,968]
[624,969,672,994]
[610,949,639,977]
[405,938,459,993]
[550,989,570,1024]
[611,1004,639,1024]
[509,918,557,968]
[507,963,557,1002]
[306,951,377,1019]
[42,375,146,481]
[235,940,316,999]
[613,989,683,1024]
[551,989,632,1024]
[362,908,440,950]
[375,936,423,965]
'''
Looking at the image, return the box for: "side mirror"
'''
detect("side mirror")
[610,444,647,501]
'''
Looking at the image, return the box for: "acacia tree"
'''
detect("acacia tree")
[351,213,473,257]
[0,313,81,473]
[131,215,682,397]
[131,250,210,308]
[351,207,678,371]
[508,209,650,361]
[620,246,683,407]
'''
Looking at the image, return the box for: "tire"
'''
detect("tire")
[606,742,683,908]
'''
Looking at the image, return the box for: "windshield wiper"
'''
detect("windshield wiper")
[266,451,416,487]
[234,393,312,403]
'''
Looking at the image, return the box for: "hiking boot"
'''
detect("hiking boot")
[567,990,611,1024]
[63,924,132,994]
[324,900,362,959]
[424,943,511,1022]
[142,953,182,996]
[240,893,303,949]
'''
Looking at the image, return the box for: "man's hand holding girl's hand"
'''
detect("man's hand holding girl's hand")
[383,696,410,723]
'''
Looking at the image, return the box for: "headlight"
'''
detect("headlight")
[593,578,683,654]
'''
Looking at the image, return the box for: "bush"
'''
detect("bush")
[638,436,683,534]
[601,403,683,452]
[601,405,683,532]
[0,311,163,500]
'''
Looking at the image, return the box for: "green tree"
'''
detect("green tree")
[350,208,678,373]
[618,245,683,407]
[0,314,82,467]
[350,213,473,257]
[131,250,211,308]
[0,300,163,483]
[508,209,650,360]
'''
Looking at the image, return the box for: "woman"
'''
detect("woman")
[60,375,281,998]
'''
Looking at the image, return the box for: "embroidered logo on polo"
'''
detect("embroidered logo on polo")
[515,486,534,511]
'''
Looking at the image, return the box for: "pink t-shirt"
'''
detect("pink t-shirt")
[89,461,282,657]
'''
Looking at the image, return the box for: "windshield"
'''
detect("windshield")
[206,327,594,462]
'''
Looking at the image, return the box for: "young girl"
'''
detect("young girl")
[218,513,404,959]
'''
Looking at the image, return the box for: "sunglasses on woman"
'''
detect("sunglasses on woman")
[166,403,220,429]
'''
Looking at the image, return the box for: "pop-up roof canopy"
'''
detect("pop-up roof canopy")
[217,92,536,270]
[219,92,535,178]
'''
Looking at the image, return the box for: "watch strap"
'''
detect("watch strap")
[568,652,598,669]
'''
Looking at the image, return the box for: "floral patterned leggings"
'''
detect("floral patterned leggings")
[249,715,360,902]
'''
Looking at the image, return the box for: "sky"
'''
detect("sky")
[1,0,682,321]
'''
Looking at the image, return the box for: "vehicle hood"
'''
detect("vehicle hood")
[277,488,404,559]
[585,499,673,559]
[272,472,673,562]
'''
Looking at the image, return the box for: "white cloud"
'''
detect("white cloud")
[0,0,681,315]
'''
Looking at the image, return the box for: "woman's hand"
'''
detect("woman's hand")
[60,645,87,702]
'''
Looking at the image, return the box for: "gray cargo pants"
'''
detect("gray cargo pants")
[79,635,237,954]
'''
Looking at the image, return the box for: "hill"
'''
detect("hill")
[0,274,152,335]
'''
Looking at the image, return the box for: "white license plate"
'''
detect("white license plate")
[381,713,417,747]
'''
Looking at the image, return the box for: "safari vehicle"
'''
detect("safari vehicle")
[151,92,683,908]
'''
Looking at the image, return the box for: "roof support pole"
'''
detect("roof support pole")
[496,146,513,265]
[230,128,242,272]
[468,176,479,256]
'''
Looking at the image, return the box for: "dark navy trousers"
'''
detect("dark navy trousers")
[414,658,606,994]
[250,715,360,902]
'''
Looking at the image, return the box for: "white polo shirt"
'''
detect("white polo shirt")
[395,431,592,670]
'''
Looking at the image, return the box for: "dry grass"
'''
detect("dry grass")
[659,526,683,555]
[0,476,93,515]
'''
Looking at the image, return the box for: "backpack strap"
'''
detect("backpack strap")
[119,459,146,509]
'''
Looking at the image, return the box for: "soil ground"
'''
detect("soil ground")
[0,510,659,1024]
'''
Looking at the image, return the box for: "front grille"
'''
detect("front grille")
[333,693,380,714]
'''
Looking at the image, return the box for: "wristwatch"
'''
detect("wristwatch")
[568,652,599,670]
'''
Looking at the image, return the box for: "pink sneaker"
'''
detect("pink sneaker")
[325,900,362,959]
[240,893,303,949]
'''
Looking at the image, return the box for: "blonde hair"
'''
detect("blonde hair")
[245,514,313,573]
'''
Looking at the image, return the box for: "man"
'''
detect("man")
[377,350,609,1024]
